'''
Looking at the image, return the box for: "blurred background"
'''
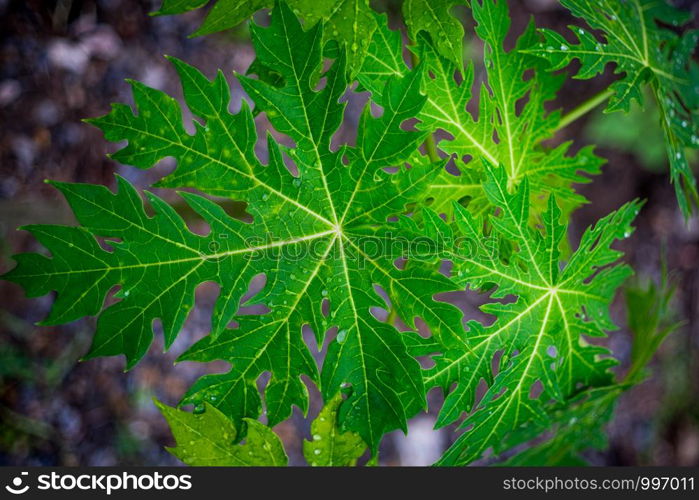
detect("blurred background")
[0,0,697,466]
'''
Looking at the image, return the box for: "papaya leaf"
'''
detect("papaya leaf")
[2,2,456,453]
[156,400,288,466]
[412,163,642,465]
[525,0,699,217]
[359,2,603,221]
[303,392,366,466]
[152,0,470,76]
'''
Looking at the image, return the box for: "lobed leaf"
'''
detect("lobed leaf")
[303,392,367,466]
[3,2,462,452]
[152,0,469,76]
[525,0,699,216]
[417,163,641,465]
[359,1,603,222]
[156,400,288,465]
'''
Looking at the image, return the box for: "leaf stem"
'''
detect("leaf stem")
[423,133,440,163]
[556,88,615,130]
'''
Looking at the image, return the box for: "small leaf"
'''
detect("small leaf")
[155,400,288,466]
[403,0,465,70]
[303,392,367,466]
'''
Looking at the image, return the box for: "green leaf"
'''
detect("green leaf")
[156,400,288,465]
[2,0,677,467]
[402,0,465,70]
[2,2,452,452]
[624,267,681,384]
[500,269,680,466]
[288,0,377,76]
[525,0,699,216]
[423,163,641,465]
[152,0,267,36]
[303,392,366,466]
[152,0,377,75]
[498,385,620,466]
[152,0,470,77]
[359,2,603,221]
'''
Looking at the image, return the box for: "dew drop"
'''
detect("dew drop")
[337,329,348,343]
[293,178,302,188]
[262,193,269,201]
[313,434,322,441]
[314,449,321,455]
[321,289,328,296]
[676,152,682,160]
[560,44,568,51]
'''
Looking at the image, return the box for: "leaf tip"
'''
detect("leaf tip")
[152,397,166,411]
